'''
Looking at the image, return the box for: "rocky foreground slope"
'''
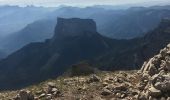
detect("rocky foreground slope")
[0,71,141,100]
[0,43,170,100]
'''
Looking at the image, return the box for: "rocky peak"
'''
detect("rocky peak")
[138,43,170,99]
[53,18,97,39]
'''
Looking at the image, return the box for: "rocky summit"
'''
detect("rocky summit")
[138,43,170,100]
[1,43,170,100]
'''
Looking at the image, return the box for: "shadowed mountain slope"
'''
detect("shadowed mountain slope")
[0,18,170,90]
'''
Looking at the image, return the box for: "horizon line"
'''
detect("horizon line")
[0,3,170,8]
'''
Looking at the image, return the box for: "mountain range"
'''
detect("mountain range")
[0,5,56,37]
[0,17,170,90]
[91,19,170,70]
[1,5,170,57]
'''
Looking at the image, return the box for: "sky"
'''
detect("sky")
[0,0,170,7]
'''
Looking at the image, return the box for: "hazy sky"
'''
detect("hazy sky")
[0,0,169,7]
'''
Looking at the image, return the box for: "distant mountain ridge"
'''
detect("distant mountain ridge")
[2,6,170,57]
[0,19,56,54]
[0,5,56,37]
[0,18,170,90]
[102,9,170,39]
[91,19,170,70]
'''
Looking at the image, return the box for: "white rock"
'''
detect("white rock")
[148,87,161,97]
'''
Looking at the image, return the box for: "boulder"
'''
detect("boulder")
[47,82,56,88]
[102,82,108,87]
[148,87,162,97]
[88,74,101,83]
[39,93,46,99]
[154,75,170,91]
[167,97,170,100]
[137,92,148,100]
[101,88,112,96]
[19,90,28,100]
[140,43,170,99]
[15,90,34,100]
[114,84,127,91]
[166,61,170,71]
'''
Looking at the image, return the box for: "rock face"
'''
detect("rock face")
[53,18,97,39]
[139,43,170,99]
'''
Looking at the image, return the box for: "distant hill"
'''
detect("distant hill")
[1,19,56,54]
[34,6,170,39]
[101,9,170,39]
[0,5,56,37]
[91,19,170,70]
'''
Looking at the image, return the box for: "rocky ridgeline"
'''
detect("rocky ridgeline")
[138,43,170,100]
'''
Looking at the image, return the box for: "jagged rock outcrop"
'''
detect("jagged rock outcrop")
[138,43,170,99]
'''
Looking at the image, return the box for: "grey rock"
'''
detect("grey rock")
[114,84,127,91]
[166,61,170,71]
[101,88,112,96]
[19,90,28,100]
[89,74,100,83]
[51,88,58,93]
[148,65,158,76]
[16,90,34,100]
[148,87,162,97]
[137,92,147,100]
[47,82,56,88]
[167,97,170,100]
[13,94,20,100]
[39,93,46,99]
[154,75,170,91]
